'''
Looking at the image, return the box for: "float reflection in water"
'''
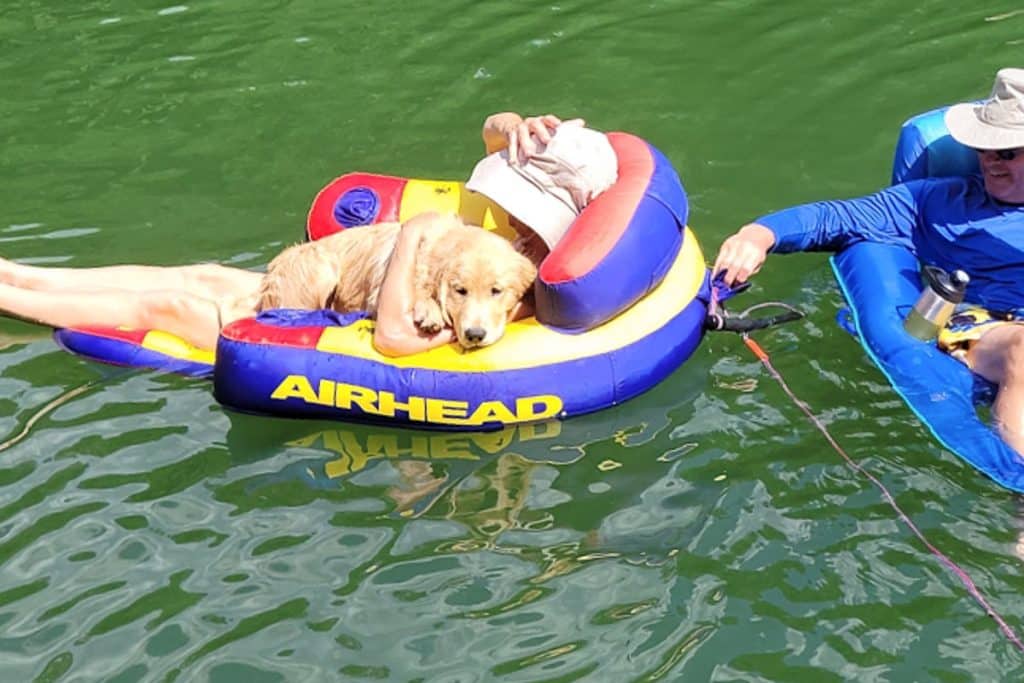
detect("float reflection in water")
[222,373,704,509]
[217,372,716,573]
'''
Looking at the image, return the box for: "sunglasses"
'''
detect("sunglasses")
[973,147,1024,161]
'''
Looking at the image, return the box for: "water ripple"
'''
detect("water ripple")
[2,0,1024,681]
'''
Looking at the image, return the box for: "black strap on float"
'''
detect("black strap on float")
[705,298,805,334]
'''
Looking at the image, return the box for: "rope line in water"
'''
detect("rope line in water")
[742,333,1024,653]
[0,382,97,454]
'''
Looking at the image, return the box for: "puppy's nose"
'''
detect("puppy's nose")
[463,327,487,344]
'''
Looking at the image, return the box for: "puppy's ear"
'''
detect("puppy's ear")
[438,278,453,327]
[512,256,538,298]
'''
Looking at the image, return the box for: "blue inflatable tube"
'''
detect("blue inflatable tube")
[831,106,1024,492]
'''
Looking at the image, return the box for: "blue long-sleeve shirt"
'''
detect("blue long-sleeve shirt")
[756,175,1024,312]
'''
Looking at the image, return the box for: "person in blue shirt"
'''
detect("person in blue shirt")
[713,67,1024,455]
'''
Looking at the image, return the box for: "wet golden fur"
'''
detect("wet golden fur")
[257,215,537,348]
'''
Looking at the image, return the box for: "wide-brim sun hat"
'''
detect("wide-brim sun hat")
[465,123,618,249]
[945,67,1024,150]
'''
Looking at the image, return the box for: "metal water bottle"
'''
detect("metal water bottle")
[903,265,970,341]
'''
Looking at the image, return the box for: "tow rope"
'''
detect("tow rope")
[706,278,1024,652]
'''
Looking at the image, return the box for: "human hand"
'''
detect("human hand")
[510,115,585,164]
[482,112,585,164]
[482,112,523,155]
[712,223,776,286]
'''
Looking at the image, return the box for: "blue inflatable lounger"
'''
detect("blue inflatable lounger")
[830,105,1024,492]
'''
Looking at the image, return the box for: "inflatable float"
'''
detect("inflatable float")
[54,326,214,378]
[831,106,1024,492]
[55,132,712,430]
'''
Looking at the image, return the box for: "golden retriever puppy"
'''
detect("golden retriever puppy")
[412,221,538,348]
[257,214,537,349]
[258,222,403,315]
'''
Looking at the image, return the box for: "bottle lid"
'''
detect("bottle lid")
[922,265,969,304]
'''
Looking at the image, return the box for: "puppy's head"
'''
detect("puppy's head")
[438,235,537,349]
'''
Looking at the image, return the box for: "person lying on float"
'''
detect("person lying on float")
[713,67,1024,455]
[0,112,616,358]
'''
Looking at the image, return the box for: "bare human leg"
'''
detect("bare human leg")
[0,258,262,301]
[0,284,226,350]
[966,323,1024,455]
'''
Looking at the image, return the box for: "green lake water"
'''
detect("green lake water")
[2,1,1024,681]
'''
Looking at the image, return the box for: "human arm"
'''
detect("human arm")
[481,112,585,163]
[372,213,455,357]
[713,182,924,286]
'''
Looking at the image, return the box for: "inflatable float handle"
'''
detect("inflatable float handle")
[706,310,803,333]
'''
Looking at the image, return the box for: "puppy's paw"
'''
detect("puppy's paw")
[413,299,445,334]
